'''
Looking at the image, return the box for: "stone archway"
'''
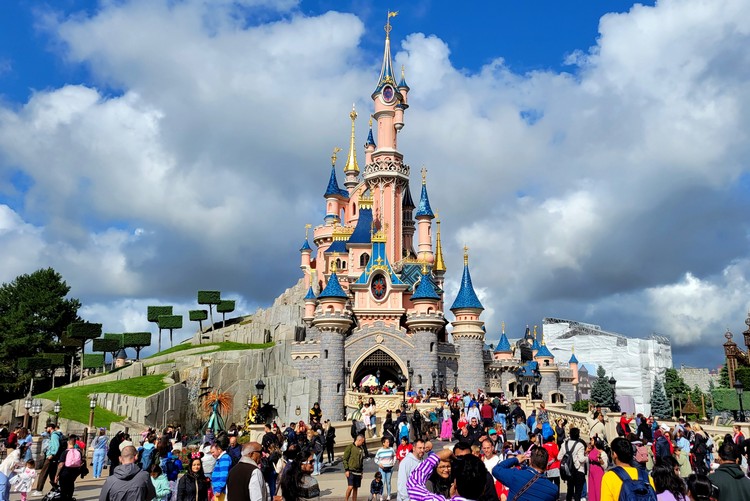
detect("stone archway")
[351,348,404,391]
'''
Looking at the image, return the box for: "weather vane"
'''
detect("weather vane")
[331,147,342,166]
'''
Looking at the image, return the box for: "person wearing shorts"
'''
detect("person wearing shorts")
[344,434,366,501]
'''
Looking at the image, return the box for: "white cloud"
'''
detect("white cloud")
[0,0,748,365]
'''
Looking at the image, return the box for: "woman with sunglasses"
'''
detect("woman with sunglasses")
[277,448,320,501]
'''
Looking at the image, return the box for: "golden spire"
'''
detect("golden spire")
[386,10,398,39]
[401,64,405,81]
[501,321,505,334]
[421,166,427,185]
[304,223,311,239]
[534,325,538,339]
[463,244,469,266]
[434,212,446,272]
[344,104,359,174]
[331,147,342,167]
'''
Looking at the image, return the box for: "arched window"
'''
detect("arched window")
[324,349,329,359]
[360,253,370,267]
[353,204,357,216]
[337,383,342,394]
[418,375,423,385]
[341,261,346,270]
[430,342,435,353]
[336,258,342,270]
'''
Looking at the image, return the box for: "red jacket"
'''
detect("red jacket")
[480,404,494,420]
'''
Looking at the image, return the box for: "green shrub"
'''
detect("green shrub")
[103,333,124,346]
[158,315,183,329]
[18,357,52,371]
[147,306,173,323]
[67,322,103,340]
[123,332,151,347]
[82,353,105,369]
[197,291,221,304]
[217,300,235,313]
[189,310,208,321]
[41,353,66,366]
[92,338,121,353]
[571,399,590,413]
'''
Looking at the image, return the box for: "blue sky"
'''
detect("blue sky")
[0,0,748,371]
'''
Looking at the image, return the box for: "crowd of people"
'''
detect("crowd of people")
[6,391,750,501]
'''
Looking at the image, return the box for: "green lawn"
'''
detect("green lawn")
[38,374,169,428]
[145,341,274,359]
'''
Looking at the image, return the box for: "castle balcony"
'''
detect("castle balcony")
[363,158,410,182]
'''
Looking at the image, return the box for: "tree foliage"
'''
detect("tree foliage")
[17,357,52,372]
[590,365,615,408]
[123,332,151,360]
[158,315,183,349]
[82,353,105,370]
[198,291,221,331]
[664,368,690,402]
[68,322,102,341]
[572,399,590,413]
[147,306,173,323]
[189,310,208,341]
[0,268,81,396]
[651,377,671,419]
[719,365,729,389]
[217,300,235,328]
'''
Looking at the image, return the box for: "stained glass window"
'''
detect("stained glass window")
[371,274,387,300]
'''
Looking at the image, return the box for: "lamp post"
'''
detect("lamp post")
[88,394,97,446]
[255,380,266,403]
[408,364,414,393]
[735,379,745,423]
[454,372,459,393]
[54,399,61,426]
[398,371,407,409]
[31,400,42,435]
[438,372,444,394]
[23,394,32,429]
[609,375,618,411]
[431,372,437,393]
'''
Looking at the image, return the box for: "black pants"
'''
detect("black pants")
[327,442,335,463]
[34,457,59,492]
[565,471,585,501]
[58,467,80,501]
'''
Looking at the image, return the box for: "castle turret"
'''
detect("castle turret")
[364,117,376,165]
[493,322,512,361]
[406,264,444,389]
[343,105,360,192]
[531,325,541,358]
[450,247,485,393]
[569,347,579,384]
[324,148,349,225]
[303,286,316,325]
[415,169,434,263]
[402,183,416,258]
[300,224,313,288]
[313,265,352,421]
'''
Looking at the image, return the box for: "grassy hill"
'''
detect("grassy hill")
[39,374,169,428]
[145,341,274,359]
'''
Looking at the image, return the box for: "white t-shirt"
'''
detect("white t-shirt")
[483,454,500,473]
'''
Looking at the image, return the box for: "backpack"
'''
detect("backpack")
[611,466,657,501]
[52,432,67,461]
[541,422,555,441]
[559,441,578,481]
[139,445,155,470]
[64,448,82,468]
[616,422,627,437]
[635,445,649,463]
[163,458,177,481]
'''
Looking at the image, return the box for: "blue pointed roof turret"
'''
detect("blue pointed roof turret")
[304,287,317,301]
[299,239,311,252]
[411,266,440,300]
[318,272,348,300]
[398,64,410,90]
[536,343,554,359]
[365,117,376,148]
[414,170,434,218]
[495,333,511,352]
[324,165,349,199]
[348,203,373,244]
[569,352,579,364]
[373,12,398,95]
[523,326,533,341]
[402,182,415,210]
[450,247,484,310]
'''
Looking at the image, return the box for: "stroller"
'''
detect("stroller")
[42,486,76,501]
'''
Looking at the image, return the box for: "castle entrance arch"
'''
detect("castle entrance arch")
[351,348,403,391]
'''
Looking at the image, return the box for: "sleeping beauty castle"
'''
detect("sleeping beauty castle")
[287,15,587,420]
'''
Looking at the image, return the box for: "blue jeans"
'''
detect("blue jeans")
[380,468,393,499]
[314,451,322,475]
[93,449,107,478]
[0,472,10,501]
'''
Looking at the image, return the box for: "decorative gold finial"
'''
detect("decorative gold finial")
[434,213,446,272]
[304,224,311,239]
[421,261,428,275]
[421,166,427,185]
[349,103,357,121]
[369,115,373,128]
[344,105,360,174]
[331,147,342,167]
[501,321,505,334]
[435,210,440,221]
[401,64,405,80]
[571,344,575,354]
[463,245,469,266]
[385,10,398,37]
[533,325,538,338]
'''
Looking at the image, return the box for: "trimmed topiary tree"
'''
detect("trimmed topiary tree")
[93,337,122,370]
[198,291,221,331]
[17,357,52,394]
[123,332,151,361]
[68,322,102,382]
[217,300,235,329]
[157,314,183,349]
[147,306,173,353]
[82,353,105,372]
[189,310,208,342]
[61,334,83,383]
[41,352,67,388]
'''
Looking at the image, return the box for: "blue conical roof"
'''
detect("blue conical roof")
[324,166,349,199]
[411,273,439,300]
[366,127,376,147]
[299,238,312,252]
[536,343,554,358]
[494,333,511,352]
[569,352,579,364]
[531,336,541,351]
[304,287,316,301]
[414,182,434,218]
[318,273,348,300]
[398,72,410,90]
[450,263,483,310]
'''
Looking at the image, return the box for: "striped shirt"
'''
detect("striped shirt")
[375,446,396,469]
[406,453,473,501]
[211,452,232,495]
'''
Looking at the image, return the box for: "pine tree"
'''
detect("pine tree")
[651,377,671,419]
[664,368,690,402]
[591,365,615,408]
[719,365,729,388]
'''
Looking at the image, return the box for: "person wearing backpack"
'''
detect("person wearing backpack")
[31,424,64,496]
[601,437,656,501]
[55,437,83,501]
[160,451,182,496]
[557,427,587,501]
[138,435,157,471]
